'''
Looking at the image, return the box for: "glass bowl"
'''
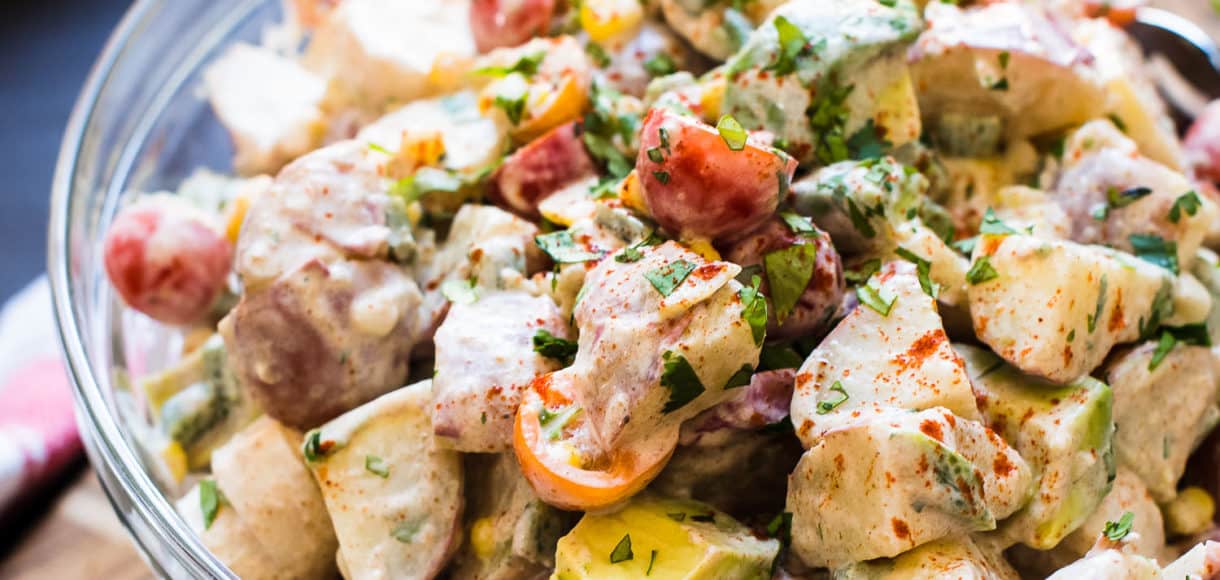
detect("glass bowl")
[48,0,283,576]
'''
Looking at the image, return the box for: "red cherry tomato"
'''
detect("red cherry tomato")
[1186,100,1220,183]
[636,108,797,242]
[104,197,233,325]
[469,0,557,53]
[487,121,596,219]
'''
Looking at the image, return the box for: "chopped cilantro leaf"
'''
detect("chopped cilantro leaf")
[952,236,979,255]
[979,208,1021,235]
[646,550,658,575]
[856,281,896,316]
[660,351,706,413]
[739,275,769,346]
[644,52,677,76]
[392,519,423,543]
[1169,191,1202,223]
[302,430,330,462]
[1108,186,1152,209]
[539,405,582,441]
[895,246,940,298]
[844,259,882,285]
[1149,330,1177,371]
[365,455,390,478]
[652,170,671,184]
[764,243,818,323]
[200,479,224,530]
[724,364,754,390]
[616,233,662,263]
[765,16,810,76]
[1108,113,1128,133]
[610,533,634,564]
[494,93,528,125]
[716,114,748,151]
[535,230,605,263]
[966,256,998,285]
[846,119,892,159]
[998,51,1010,69]
[816,381,849,414]
[646,147,665,163]
[533,329,578,365]
[645,259,696,297]
[585,42,611,67]
[475,51,546,77]
[1088,274,1108,334]
[367,142,392,155]
[1129,233,1179,274]
[1102,511,1134,541]
[779,211,818,237]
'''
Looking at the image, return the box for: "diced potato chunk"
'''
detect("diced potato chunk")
[1072,18,1184,170]
[792,261,979,447]
[203,43,327,175]
[1009,468,1164,577]
[303,0,475,110]
[176,417,337,579]
[909,2,1106,141]
[967,234,1175,383]
[1056,120,1217,272]
[305,380,464,579]
[787,408,1031,568]
[834,535,1019,579]
[1103,343,1220,501]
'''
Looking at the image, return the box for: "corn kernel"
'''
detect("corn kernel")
[686,238,721,262]
[618,170,647,214]
[1164,486,1216,536]
[224,194,251,244]
[470,517,497,560]
[580,0,644,45]
[512,76,586,142]
[564,443,583,468]
[161,441,188,484]
[699,76,727,122]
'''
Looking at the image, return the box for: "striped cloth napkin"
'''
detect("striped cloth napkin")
[0,277,81,512]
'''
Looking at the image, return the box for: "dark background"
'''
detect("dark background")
[0,0,130,301]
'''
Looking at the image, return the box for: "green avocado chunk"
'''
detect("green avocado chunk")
[722,0,923,165]
[957,344,1115,549]
[552,495,779,580]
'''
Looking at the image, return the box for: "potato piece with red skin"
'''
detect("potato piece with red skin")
[636,108,797,242]
[1186,100,1220,183]
[470,0,556,54]
[487,122,597,219]
[723,217,844,340]
[103,196,233,326]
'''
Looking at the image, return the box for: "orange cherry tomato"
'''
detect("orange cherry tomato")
[513,386,676,512]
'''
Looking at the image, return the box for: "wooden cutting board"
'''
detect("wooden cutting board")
[3,3,1217,578]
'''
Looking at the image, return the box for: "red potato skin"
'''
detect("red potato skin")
[724,217,845,340]
[1186,100,1220,182]
[486,122,596,219]
[636,108,797,242]
[469,0,557,53]
[103,198,233,325]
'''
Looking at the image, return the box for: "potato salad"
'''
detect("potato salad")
[103,0,1220,577]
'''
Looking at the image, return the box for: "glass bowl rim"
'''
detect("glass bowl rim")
[47,0,238,576]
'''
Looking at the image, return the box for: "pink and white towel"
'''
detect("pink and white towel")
[0,277,81,511]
